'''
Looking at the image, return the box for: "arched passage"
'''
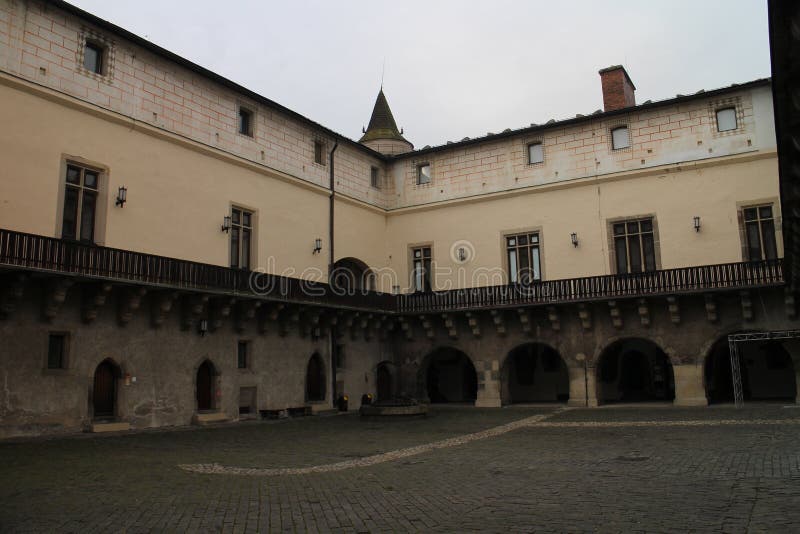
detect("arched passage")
[597,338,674,403]
[331,257,375,292]
[92,359,121,419]
[306,352,326,402]
[420,347,478,404]
[376,361,394,402]
[196,360,218,412]
[705,335,797,403]
[501,343,569,404]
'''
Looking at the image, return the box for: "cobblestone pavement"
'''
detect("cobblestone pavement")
[2,404,800,532]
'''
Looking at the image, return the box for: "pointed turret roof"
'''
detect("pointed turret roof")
[359,89,408,143]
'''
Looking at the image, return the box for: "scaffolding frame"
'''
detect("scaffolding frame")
[727,330,800,407]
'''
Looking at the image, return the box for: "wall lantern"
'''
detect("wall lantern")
[198,319,208,336]
[570,232,579,248]
[221,215,231,233]
[312,238,322,254]
[457,247,467,262]
[693,216,701,232]
[115,186,127,207]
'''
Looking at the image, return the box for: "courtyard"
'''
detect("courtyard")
[2,405,800,532]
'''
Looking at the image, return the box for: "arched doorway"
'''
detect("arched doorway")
[705,335,797,403]
[196,360,217,412]
[306,353,326,402]
[92,359,121,419]
[331,257,375,292]
[501,343,569,404]
[597,338,674,403]
[421,347,478,403]
[376,362,393,401]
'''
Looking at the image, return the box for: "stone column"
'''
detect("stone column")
[567,360,598,407]
[475,359,501,407]
[673,363,708,407]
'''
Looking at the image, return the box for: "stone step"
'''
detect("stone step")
[88,421,131,433]
[193,412,229,425]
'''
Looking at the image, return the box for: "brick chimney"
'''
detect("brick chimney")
[599,65,636,111]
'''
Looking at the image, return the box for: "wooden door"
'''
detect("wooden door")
[93,361,116,418]
[197,361,213,411]
[377,364,392,401]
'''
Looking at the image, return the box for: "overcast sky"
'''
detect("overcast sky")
[70,0,770,149]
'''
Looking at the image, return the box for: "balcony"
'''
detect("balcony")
[0,228,785,315]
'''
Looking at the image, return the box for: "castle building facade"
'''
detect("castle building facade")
[0,0,797,438]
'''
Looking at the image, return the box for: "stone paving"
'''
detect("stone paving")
[1,404,800,532]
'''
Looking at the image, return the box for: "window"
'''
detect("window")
[62,163,99,243]
[613,218,656,274]
[506,232,542,284]
[412,246,432,292]
[237,341,248,369]
[527,142,544,164]
[314,140,325,165]
[83,41,104,74]
[230,207,253,269]
[716,107,737,132]
[417,163,431,185]
[47,333,67,369]
[370,166,380,189]
[238,107,253,137]
[611,126,630,150]
[743,205,778,261]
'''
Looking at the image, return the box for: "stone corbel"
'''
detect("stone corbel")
[151,291,178,328]
[546,305,560,331]
[43,278,74,321]
[608,300,623,329]
[235,300,261,332]
[118,287,147,325]
[465,312,481,338]
[666,296,680,324]
[81,282,113,323]
[516,308,532,336]
[740,290,754,322]
[785,287,796,320]
[0,274,27,319]
[577,303,592,331]
[490,310,506,336]
[181,294,208,330]
[637,298,650,327]
[704,294,718,323]
[210,297,236,331]
[442,313,458,339]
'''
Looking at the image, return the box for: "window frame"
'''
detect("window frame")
[313,140,326,165]
[608,216,661,274]
[416,163,431,185]
[229,205,255,270]
[504,231,543,284]
[237,340,250,370]
[238,106,254,137]
[83,40,105,75]
[527,141,544,165]
[370,166,381,189]
[44,332,69,372]
[715,106,738,133]
[409,244,433,293]
[59,161,104,244]
[740,202,779,262]
[610,125,631,150]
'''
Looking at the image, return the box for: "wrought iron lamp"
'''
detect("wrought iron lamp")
[115,186,127,207]
[571,232,579,248]
[221,215,231,233]
[313,238,322,254]
[693,216,701,232]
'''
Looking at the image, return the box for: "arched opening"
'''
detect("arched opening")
[196,360,218,412]
[705,335,797,403]
[92,359,121,420]
[421,347,478,404]
[597,338,674,403]
[331,257,375,292]
[501,343,569,404]
[376,361,394,402]
[306,352,326,402]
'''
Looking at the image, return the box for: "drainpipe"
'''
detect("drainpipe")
[328,140,338,408]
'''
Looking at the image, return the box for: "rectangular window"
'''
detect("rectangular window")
[314,140,325,165]
[417,163,431,185]
[47,333,67,369]
[506,232,542,284]
[612,218,656,274]
[716,107,738,132]
[611,126,630,150]
[743,205,778,261]
[62,163,99,243]
[83,41,104,74]
[370,166,380,188]
[238,107,253,137]
[230,207,253,269]
[527,142,544,164]
[412,246,432,292]
[237,341,248,369]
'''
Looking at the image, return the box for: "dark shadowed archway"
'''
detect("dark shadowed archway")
[501,343,569,404]
[597,338,674,403]
[92,359,121,419]
[331,257,375,292]
[196,360,218,412]
[420,347,477,403]
[306,352,326,402]
[376,361,394,402]
[705,335,797,403]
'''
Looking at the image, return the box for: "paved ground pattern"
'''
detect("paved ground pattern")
[2,405,800,532]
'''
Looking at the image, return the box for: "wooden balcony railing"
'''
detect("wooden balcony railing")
[0,228,785,314]
[397,259,784,313]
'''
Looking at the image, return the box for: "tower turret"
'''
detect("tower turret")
[359,89,413,155]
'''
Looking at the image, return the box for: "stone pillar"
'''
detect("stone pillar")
[567,361,598,407]
[475,359,501,407]
[673,363,708,407]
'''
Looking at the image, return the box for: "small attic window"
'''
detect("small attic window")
[370,166,380,188]
[527,142,544,164]
[611,126,630,150]
[417,163,431,185]
[716,107,737,132]
[83,41,105,74]
[238,107,253,137]
[314,140,325,165]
